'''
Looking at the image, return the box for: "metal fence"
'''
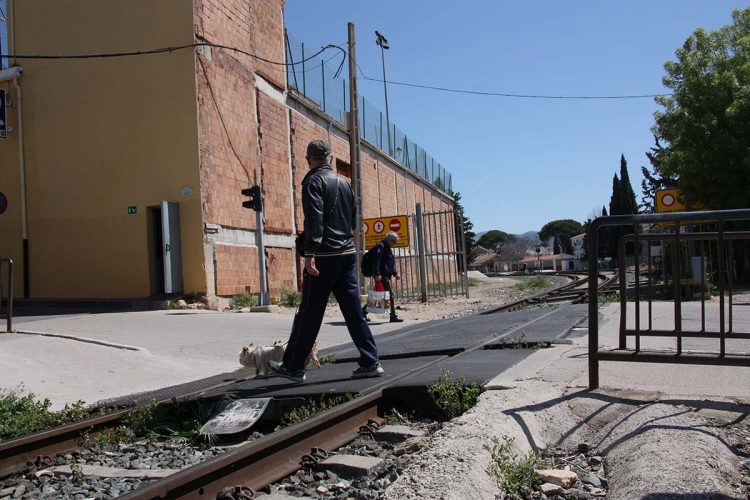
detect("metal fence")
[0,259,14,332]
[366,204,468,302]
[284,31,452,195]
[587,209,750,389]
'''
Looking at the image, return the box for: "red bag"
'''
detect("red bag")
[373,280,385,292]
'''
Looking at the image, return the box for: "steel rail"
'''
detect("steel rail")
[120,392,383,499]
[0,373,261,479]
[0,410,128,477]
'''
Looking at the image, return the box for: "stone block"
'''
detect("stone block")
[537,469,578,488]
[317,454,383,478]
[374,425,427,444]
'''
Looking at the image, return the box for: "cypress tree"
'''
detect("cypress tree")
[619,155,638,215]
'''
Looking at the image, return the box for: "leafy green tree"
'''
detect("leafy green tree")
[618,155,639,216]
[652,7,750,209]
[539,219,583,254]
[476,230,514,253]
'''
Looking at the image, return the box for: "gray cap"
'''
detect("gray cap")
[306,140,331,159]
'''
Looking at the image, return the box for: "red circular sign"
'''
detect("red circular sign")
[374,221,385,233]
[662,193,675,206]
[389,219,401,232]
[0,192,7,215]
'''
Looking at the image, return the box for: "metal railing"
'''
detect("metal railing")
[587,209,750,389]
[284,31,453,195]
[0,259,14,332]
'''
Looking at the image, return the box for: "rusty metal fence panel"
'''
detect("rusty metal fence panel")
[587,209,750,389]
[0,259,14,332]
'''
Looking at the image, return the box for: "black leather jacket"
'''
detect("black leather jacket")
[302,165,356,256]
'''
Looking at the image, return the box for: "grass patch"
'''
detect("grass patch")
[512,275,550,292]
[231,293,258,309]
[280,290,302,308]
[278,393,358,428]
[468,278,482,287]
[0,389,90,441]
[427,370,482,420]
[485,436,540,498]
[318,354,336,365]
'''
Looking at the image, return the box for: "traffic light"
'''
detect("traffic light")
[241,185,263,212]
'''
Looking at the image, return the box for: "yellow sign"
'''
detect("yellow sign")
[656,188,686,213]
[363,215,410,249]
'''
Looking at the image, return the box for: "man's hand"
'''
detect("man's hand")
[305,256,320,276]
[374,274,382,282]
[394,273,400,281]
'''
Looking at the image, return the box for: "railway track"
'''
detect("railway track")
[0,274,618,499]
[484,272,617,313]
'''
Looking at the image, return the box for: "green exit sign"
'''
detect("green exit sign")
[127,206,138,215]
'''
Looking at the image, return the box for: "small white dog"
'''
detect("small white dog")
[239,340,321,376]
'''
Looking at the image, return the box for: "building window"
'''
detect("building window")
[336,159,351,179]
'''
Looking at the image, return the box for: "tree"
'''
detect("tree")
[476,230,514,253]
[652,7,750,209]
[539,219,583,254]
[640,136,678,213]
[618,155,639,215]
[451,191,475,267]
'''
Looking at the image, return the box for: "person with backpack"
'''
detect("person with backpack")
[268,140,383,383]
[363,232,403,323]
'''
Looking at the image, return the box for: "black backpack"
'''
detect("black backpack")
[360,245,379,277]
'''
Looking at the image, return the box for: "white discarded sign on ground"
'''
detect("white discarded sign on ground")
[201,398,272,435]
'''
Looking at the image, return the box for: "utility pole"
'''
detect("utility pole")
[375,31,392,157]
[348,23,364,289]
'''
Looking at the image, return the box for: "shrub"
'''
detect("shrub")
[485,436,540,498]
[280,290,302,308]
[427,370,482,420]
[231,293,258,309]
[0,389,89,441]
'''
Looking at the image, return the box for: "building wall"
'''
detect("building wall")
[0,0,456,301]
[0,0,203,298]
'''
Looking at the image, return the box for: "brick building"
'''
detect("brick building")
[0,0,455,303]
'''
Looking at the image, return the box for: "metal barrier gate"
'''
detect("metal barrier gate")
[0,259,14,333]
[384,203,469,302]
[587,209,750,389]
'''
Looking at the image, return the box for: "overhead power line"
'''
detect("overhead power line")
[0,41,343,67]
[356,62,671,100]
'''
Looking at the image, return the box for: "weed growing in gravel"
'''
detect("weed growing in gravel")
[599,293,619,304]
[278,393,358,428]
[485,435,540,498]
[231,293,258,308]
[513,275,549,292]
[0,389,90,441]
[383,408,415,425]
[427,370,482,420]
[468,278,482,287]
[280,290,302,308]
[318,354,336,365]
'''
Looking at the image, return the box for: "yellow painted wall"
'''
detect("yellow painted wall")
[4,1,204,298]
[0,80,23,296]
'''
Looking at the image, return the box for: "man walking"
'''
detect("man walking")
[370,232,404,323]
[269,140,383,382]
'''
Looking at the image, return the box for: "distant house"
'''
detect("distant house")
[571,233,586,260]
[469,245,496,273]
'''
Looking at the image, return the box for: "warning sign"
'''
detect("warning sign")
[364,215,409,249]
[656,189,686,213]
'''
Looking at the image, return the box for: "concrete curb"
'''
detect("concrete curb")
[14,330,143,351]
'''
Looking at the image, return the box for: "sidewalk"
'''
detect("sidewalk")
[0,310,422,409]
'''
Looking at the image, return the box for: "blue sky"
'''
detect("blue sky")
[286,2,745,234]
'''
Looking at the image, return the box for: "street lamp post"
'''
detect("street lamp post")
[375,30,392,157]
